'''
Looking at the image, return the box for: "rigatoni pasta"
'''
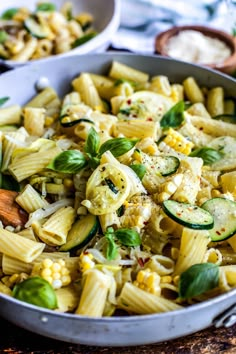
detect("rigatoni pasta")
[0,59,235,319]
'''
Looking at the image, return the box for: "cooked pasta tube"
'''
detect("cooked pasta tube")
[0,229,45,263]
[117,282,182,314]
[76,269,111,316]
[114,120,161,140]
[32,206,76,246]
[11,37,38,62]
[183,77,204,103]
[23,107,46,136]
[55,285,80,313]
[187,113,236,137]
[0,105,22,125]
[109,61,149,84]
[72,73,105,111]
[206,87,224,117]
[8,146,62,182]
[25,87,58,108]
[15,184,49,213]
[174,228,210,275]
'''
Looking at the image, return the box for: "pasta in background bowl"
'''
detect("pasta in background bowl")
[0,53,235,346]
[0,0,120,68]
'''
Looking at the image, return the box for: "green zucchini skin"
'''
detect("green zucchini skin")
[60,214,99,252]
[201,197,236,241]
[162,200,214,230]
[24,16,48,39]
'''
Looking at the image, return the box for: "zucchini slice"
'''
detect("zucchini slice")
[154,155,180,176]
[60,213,99,252]
[24,16,48,39]
[201,198,236,241]
[162,200,214,230]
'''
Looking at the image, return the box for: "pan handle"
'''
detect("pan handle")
[213,303,236,328]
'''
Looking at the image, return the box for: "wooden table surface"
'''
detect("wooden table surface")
[0,316,236,353]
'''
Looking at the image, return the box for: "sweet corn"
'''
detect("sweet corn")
[133,268,161,295]
[1,273,28,288]
[79,252,95,272]
[163,128,194,155]
[154,173,183,203]
[31,258,71,289]
[120,196,152,232]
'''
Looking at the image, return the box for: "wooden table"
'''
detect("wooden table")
[0,316,236,353]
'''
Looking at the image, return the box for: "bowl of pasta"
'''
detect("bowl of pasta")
[0,0,120,67]
[0,52,235,346]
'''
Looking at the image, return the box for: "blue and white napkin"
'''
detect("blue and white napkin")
[111,0,234,54]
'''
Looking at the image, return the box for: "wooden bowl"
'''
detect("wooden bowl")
[155,25,236,75]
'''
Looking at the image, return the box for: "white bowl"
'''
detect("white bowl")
[0,0,121,68]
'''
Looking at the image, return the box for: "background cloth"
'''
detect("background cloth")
[111,0,235,54]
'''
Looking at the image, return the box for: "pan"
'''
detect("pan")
[0,53,235,346]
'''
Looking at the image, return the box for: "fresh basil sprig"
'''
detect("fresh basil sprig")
[97,137,139,158]
[85,127,139,168]
[13,276,58,309]
[130,164,146,180]
[179,263,219,299]
[0,96,10,107]
[189,147,224,165]
[85,127,100,158]
[1,8,18,19]
[105,227,141,260]
[160,100,185,129]
[36,3,56,12]
[47,150,87,173]
[0,30,8,44]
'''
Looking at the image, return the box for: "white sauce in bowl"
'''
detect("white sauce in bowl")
[164,30,232,65]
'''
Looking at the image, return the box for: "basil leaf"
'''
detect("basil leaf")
[47,150,87,173]
[114,228,141,247]
[114,78,136,87]
[36,3,56,12]
[98,137,139,158]
[0,30,8,44]
[179,263,219,299]
[105,230,118,260]
[189,147,223,165]
[13,276,58,309]
[160,101,185,129]
[72,32,97,48]
[0,97,9,107]
[0,174,20,192]
[85,127,100,157]
[130,164,146,180]
[1,8,19,20]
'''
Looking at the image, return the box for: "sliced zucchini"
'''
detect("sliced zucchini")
[153,155,180,176]
[117,91,174,121]
[162,200,214,230]
[24,16,48,39]
[201,198,236,241]
[60,213,99,252]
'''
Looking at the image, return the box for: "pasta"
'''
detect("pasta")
[0,3,97,62]
[0,59,235,319]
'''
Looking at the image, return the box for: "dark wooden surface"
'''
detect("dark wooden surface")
[0,316,236,354]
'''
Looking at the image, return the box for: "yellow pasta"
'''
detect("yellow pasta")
[0,59,236,319]
[0,229,45,263]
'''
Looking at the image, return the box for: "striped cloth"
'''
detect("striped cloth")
[111,0,234,54]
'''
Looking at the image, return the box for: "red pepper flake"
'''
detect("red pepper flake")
[177,212,182,216]
[199,127,203,131]
[138,258,144,267]
[146,117,153,121]
[221,228,226,232]
[127,99,132,104]
[216,231,221,235]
